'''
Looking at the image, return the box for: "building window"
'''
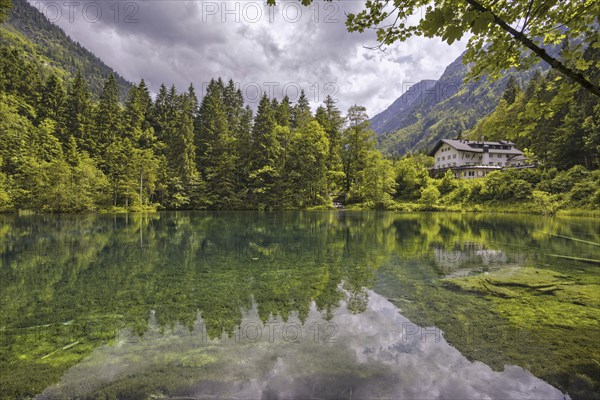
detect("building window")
[490,154,494,158]
[453,154,456,159]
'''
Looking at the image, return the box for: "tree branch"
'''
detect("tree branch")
[464,0,600,98]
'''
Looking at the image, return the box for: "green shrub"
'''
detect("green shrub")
[531,190,561,215]
[479,171,532,201]
[419,185,440,209]
[537,165,590,194]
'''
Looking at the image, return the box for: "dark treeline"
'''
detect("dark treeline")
[0,46,395,212]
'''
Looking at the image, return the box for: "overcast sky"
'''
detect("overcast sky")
[33,0,467,116]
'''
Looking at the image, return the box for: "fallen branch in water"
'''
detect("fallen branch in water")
[547,254,600,264]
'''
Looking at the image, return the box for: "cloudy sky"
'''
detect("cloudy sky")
[34,0,467,116]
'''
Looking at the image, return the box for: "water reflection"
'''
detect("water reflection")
[38,292,567,400]
[0,211,598,399]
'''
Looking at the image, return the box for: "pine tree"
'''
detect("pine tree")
[38,73,66,141]
[223,79,245,138]
[196,79,236,208]
[64,135,80,167]
[0,47,41,105]
[94,74,122,157]
[65,69,92,150]
[342,105,376,197]
[234,105,254,201]
[316,95,345,194]
[151,84,170,146]
[276,95,291,127]
[502,75,520,105]
[249,93,281,208]
[291,90,312,128]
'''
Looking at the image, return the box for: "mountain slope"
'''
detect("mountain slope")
[370,79,436,135]
[0,0,131,99]
[373,52,548,157]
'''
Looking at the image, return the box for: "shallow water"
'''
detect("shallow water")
[0,211,598,399]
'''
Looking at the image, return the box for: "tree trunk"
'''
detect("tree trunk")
[139,171,143,206]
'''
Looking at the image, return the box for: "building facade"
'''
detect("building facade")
[428,139,529,179]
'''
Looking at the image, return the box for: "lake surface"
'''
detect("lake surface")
[0,211,598,399]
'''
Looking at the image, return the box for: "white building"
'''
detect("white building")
[428,139,530,179]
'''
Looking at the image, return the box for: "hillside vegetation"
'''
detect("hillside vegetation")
[0,0,131,99]
[0,0,598,214]
[373,52,549,157]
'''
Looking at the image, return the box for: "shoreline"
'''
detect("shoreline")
[2,207,599,218]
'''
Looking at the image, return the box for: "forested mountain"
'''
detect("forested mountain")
[373,52,548,157]
[370,79,435,135]
[0,0,131,99]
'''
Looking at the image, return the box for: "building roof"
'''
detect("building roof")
[428,139,524,156]
[507,154,528,161]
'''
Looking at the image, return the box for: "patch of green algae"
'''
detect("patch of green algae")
[376,262,600,400]
[437,266,600,399]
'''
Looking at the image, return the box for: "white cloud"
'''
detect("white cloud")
[33,0,467,116]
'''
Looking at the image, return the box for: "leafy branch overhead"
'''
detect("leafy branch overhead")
[274,0,600,97]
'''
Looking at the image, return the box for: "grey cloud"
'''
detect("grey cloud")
[32,0,467,114]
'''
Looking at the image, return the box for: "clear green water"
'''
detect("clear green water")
[0,211,598,399]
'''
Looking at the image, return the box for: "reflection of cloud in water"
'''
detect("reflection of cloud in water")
[38,292,568,400]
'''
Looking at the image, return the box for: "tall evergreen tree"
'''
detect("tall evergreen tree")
[276,95,291,127]
[196,79,236,208]
[291,90,312,128]
[502,75,520,105]
[0,47,41,105]
[249,93,281,208]
[342,105,375,196]
[37,73,66,141]
[316,95,345,194]
[94,74,122,156]
[234,104,254,201]
[65,69,92,149]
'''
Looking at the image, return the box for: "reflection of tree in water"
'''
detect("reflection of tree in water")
[0,211,598,398]
[0,211,399,396]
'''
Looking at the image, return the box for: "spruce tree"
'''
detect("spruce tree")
[249,93,281,208]
[65,69,92,150]
[94,74,122,157]
[291,90,312,128]
[276,95,291,127]
[502,75,520,105]
[196,79,236,208]
[38,73,66,141]
[342,105,375,195]
[234,105,254,201]
[316,95,345,194]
